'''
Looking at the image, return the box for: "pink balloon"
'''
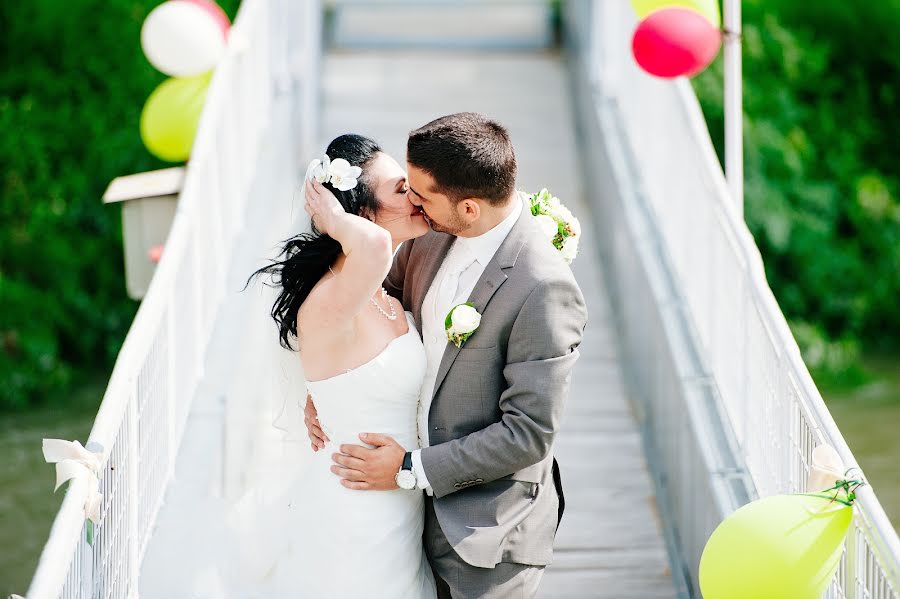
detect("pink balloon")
[632,7,722,79]
[177,0,230,38]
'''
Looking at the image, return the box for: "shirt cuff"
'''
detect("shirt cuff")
[410,449,432,492]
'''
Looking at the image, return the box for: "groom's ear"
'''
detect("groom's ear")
[457,198,481,222]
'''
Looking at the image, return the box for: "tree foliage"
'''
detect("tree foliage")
[0,0,240,410]
[692,0,900,378]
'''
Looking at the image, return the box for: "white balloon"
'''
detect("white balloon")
[141,1,226,77]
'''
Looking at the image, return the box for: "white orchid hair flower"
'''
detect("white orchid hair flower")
[328,158,363,192]
[305,154,361,191]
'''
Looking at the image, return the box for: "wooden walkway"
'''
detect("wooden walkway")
[321,50,676,598]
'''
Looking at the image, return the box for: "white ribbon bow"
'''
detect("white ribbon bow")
[806,443,845,494]
[42,438,105,524]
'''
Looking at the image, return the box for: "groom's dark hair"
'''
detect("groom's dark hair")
[407,112,517,206]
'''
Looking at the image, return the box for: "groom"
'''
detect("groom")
[305,112,587,597]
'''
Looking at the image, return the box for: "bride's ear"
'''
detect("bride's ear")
[361,207,377,223]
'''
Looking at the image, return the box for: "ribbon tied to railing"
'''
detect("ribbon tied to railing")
[42,438,105,524]
[802,443,867,510]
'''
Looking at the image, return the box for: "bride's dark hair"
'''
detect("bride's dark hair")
[245,134,383,350]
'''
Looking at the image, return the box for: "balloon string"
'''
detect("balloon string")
[798,493,854,509]
[799,471,867,510]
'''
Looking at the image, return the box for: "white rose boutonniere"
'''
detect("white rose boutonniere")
[526,188,581,264]
[445,303,482,348]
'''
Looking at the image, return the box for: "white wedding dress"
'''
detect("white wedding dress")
[219,312,436,598]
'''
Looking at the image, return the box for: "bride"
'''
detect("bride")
[234,134,436,598]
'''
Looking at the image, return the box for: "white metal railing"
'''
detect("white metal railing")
[570,1,900,597]
[22,1,314,596]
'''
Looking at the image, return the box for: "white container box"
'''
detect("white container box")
[102,167,185,300]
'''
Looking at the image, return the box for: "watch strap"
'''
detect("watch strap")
[402,451,413,471]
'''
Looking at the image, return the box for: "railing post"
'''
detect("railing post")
[127,383,140,597]
[587,0,604,87]
[591,0,617,99]
[846,528,858,599]
[723,0,744,214]
[167,291,177,472]
[296,0,322,161]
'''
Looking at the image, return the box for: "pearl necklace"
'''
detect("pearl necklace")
[370,288,398,321]
[329,266,397,321]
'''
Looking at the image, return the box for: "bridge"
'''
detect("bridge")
[22,1,900,598]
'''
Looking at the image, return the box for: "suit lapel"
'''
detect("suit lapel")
[431,203,531,400]
[411,232,454,336]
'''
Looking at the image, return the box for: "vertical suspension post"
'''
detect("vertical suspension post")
[723,0,743,215]
[588,0,604,89]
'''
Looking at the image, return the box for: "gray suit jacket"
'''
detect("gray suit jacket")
[385,201,587,568]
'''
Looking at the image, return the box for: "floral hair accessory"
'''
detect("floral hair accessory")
[306,154,362,192]
[527,188,581,264]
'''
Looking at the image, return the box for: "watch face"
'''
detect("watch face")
[396,470,416,490]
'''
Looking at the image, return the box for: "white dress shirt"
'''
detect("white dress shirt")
[411,197,523,494]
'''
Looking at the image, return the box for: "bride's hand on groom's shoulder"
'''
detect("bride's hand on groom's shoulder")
[331,433,406,491]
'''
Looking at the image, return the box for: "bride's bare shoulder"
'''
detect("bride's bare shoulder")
[296,276,350,335]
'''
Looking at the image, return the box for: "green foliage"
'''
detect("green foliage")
[692,0,900,379]
[0,0,240,410]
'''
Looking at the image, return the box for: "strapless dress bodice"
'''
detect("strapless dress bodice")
[306,312,426,450]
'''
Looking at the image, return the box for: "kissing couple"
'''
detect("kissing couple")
[242,111,587,598]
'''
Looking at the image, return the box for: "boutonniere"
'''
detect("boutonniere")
[445,303,482,348]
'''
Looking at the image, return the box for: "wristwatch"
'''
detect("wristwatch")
[395,451,417,490]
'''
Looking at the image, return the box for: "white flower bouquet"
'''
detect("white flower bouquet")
[527,188,581,264]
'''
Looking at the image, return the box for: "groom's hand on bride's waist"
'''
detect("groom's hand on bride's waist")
[331,433,405,491]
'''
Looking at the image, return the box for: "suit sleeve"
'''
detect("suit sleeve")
[419,275,588,498]
[384,239,413,300]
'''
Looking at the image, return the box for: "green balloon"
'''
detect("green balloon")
[140,72,212,162]
[630,0,721,26]
[699,494,852,599]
